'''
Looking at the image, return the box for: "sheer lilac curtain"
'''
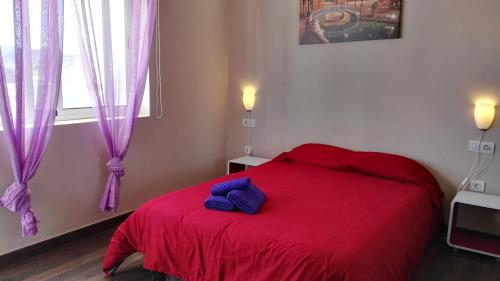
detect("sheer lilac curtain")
[0,0,64,236]
[73,0,157,212]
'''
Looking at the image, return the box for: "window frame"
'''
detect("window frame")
[55,0,151,123]
[55,78,151,123]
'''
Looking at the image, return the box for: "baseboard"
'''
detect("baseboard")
[0,212,132,266]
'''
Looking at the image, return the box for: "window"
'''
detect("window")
[0,1,150,125]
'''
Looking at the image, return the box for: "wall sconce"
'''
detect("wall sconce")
[242,86,257,155]
[474,102,495,130]
[243,86,256,111]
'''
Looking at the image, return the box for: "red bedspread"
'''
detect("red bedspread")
[104,144,442,281]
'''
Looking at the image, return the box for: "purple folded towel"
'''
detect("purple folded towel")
[211,178,251,196]
[227,184,266,215]
[204,195,236,212]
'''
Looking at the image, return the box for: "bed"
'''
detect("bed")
[103,144,443,281]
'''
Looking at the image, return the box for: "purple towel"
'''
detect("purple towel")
[204,195,236,212]
[211,177,250,196]
[227,184,266,215]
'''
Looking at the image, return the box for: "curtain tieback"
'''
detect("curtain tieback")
[0,182,39,237]
[107,157,125,177]
[21,208,39,237]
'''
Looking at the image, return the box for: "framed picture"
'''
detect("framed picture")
[299,0,402,45]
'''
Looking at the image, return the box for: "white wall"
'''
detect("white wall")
[0,0,228,256]
[225,0,500,233]
[2,0,499,255]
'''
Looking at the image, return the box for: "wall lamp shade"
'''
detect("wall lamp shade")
[242,87,256,111]
[474,103,495,130]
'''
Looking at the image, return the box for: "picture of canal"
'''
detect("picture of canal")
[300,0,402,44]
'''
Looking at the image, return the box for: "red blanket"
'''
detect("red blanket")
[104,144,442,281]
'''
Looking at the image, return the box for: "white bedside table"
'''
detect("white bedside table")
[227,156,271,174]
[447,191,500,259]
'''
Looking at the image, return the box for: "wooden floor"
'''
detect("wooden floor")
[0,224,499,281]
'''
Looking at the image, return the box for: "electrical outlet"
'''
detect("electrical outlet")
[469,180,485,193]
[242,118,256,128]
[468,141,495,154]
[244,146,253,155]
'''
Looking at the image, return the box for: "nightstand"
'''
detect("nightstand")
[227,156,271,174]
[447,191,500,259]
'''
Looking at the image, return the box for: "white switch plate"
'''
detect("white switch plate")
[244,146,253,155]
[468,141,495,154]
[242,118,256,128]
[469,180,485,193]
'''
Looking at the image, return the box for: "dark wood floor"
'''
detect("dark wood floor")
[0,224,498,281]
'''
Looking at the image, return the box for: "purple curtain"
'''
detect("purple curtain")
[73,0,157,212]
[0,0,64,236]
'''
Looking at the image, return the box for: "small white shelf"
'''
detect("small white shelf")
[452,191,500,210]
[227,156,271,174]
[447,191,500,259]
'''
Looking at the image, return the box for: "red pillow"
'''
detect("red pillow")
[276,143,443,208]
[344,152,443,208]
[279,143,353,170]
